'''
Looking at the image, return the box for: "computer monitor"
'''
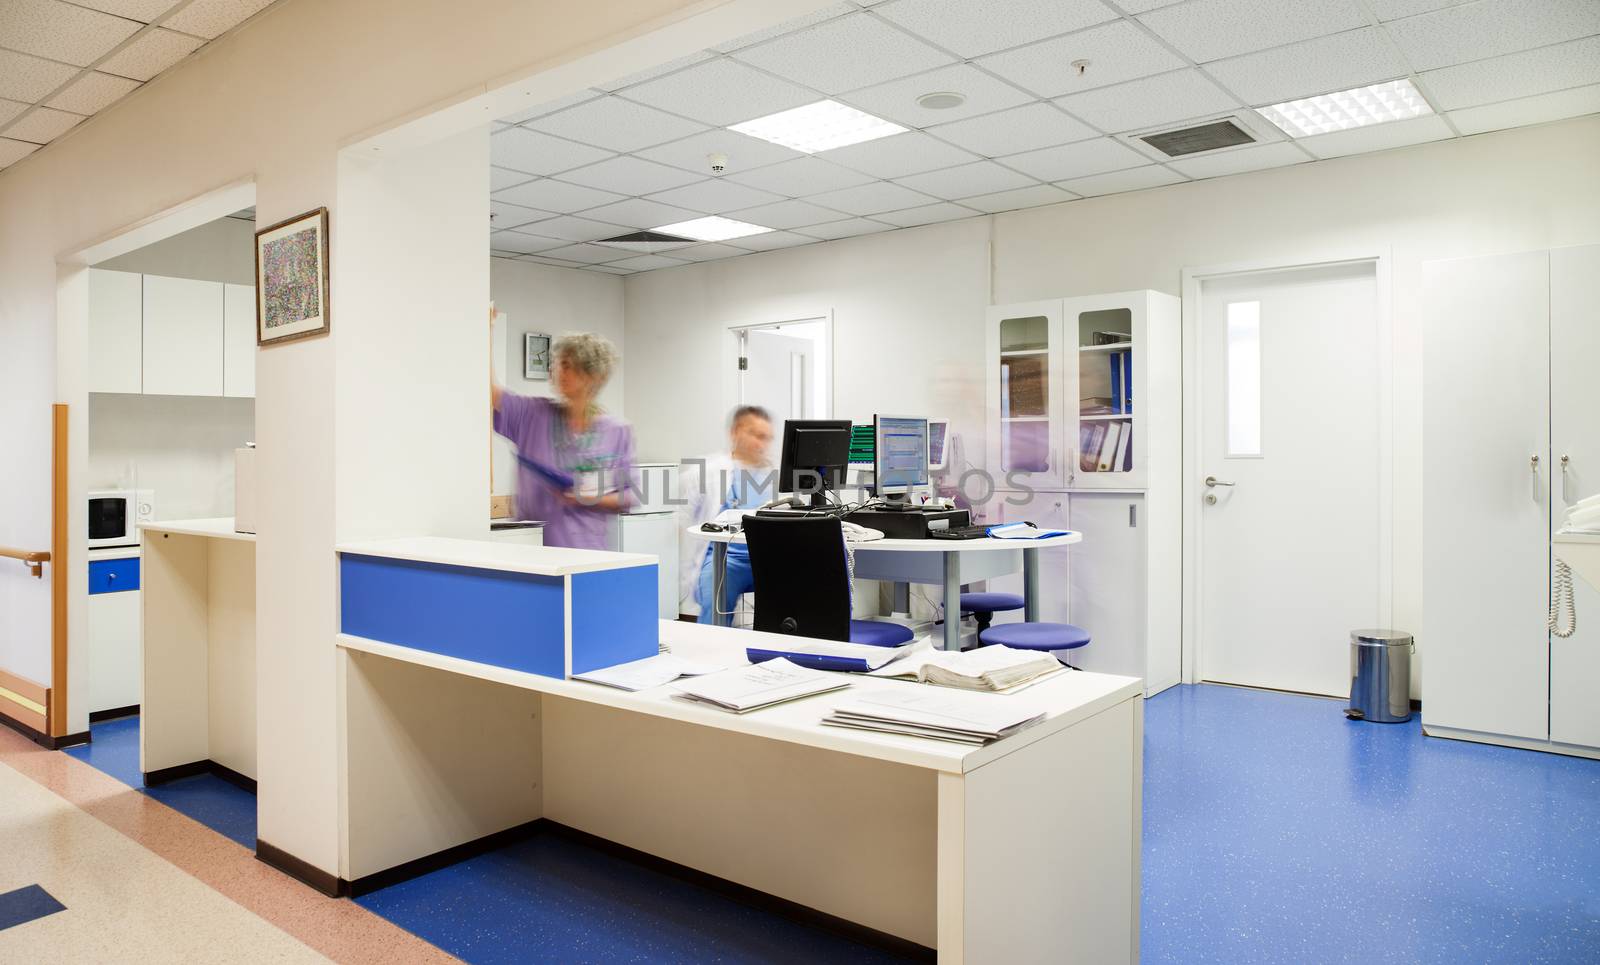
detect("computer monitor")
[778,419,852,508]
[874,415,930,506]
[847,424,875,466]
[927,418,949,472]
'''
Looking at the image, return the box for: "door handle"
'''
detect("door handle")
[1204,476,1234,488]
[1560,454,1570,503]
[1531,454,1540,502]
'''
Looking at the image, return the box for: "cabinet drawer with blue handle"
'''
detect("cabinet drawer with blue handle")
[88,557,140,594]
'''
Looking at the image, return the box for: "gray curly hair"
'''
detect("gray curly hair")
[553,332,619,384]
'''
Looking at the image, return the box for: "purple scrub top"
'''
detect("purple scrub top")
[494,391,634,550]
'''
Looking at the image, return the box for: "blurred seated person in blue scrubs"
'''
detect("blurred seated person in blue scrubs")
[678,406,775,623]
[492,326,633,550]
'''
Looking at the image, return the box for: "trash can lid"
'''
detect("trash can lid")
[1351,628,1413,646]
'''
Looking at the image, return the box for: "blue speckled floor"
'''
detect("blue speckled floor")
[1143,684,1600,964]
[63,715,258,849]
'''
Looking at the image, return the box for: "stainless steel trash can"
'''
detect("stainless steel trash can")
[1346,629,1414,723]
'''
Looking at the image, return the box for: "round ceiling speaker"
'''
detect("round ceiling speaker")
[916,91,966,110]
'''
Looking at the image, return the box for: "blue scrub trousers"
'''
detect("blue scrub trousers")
[697,547,753,624]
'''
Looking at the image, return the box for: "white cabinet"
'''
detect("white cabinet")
[608,512,680,620]
[87,553,142,714]
[223,283,256,398]
[142,275,224,396]
[1422,244,1600,756]
[88,269,143,393]
[986,301,1069,490]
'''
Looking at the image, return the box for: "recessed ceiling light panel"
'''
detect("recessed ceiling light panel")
[1256,79,1432,138]
[729,100,908,154]
[652,216,772,241]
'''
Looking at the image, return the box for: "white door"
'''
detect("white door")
[742,329,816,428]
[1550,244,1600,747]
[1198,262,1382,696]
[1422,251,1550,740]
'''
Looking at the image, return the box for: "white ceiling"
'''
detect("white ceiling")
[0,0,279,171]
[490,0,1600,275]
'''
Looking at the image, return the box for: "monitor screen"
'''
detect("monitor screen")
[875,415,930,493]
[777,419,852,505]
[928,420,948,471]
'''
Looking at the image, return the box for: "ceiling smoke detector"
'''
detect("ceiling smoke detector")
[916,91,966,110]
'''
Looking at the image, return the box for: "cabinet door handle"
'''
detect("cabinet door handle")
[1560,454,1571,504]
[1531,454,1540,502]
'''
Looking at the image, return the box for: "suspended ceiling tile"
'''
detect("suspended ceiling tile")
[1447,82,1600,135]
[558,155,704,196]
[516,215,632,243]
[807,180,939,215]
[1054,164,1186,197]
[1385,0,1600,72]
[525,95,707,153]
[1115,0,1185,10]
[796,217,894,240]
[635,128,802,175]
[490,127,611,176]
[1367,0,1469,20]
[877,0,1116,59]
[619,58,818,127]
[725,155,875,196]
[713,2,857,54]
[1203,28,1411,107]
[1296,113,1454,158]
[894,160,1036,199]
[725,230,821,251]
[518,254,591,270]
[606,254,689,271]
[731,12,955,95]
[959,183,1077,213]
[0,137,41,166]
[873,201,982,227]
[489,200,552,230]
[725,198,851,229]
[0,49,79,102]
[1138,0,1369,64]
[820,131,978,179]
[644,177,785,215]
[582,264,638,274]
[4,106,84,143]
[0,99,28,127]
[491,178,626,214]
[0,0,141,67]
[596,51,714,92]
[498,89,603,125]
[1055,68,1240,133]
[1420,35,1600,111]
[999,136,1148,180]
[926,102,1098,157]
[977,19,1186,99]
[99,28,204,81]
[838,63,1035,128]
[162,0,276,39]
[579,197,703,229]
[489,230,567,254]
[1166,140,1306,178]
[45,70,141,114]
[538,243,631,264]
[490,166,535,192]
[69,0,180,22]
[668,243,751,262]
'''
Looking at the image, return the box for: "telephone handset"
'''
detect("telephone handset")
[1551,493,1600,638]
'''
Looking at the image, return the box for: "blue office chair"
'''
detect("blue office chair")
[742,514,915,647]
[978,622,1091,665]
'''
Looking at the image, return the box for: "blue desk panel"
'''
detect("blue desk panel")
[569,564,658,675]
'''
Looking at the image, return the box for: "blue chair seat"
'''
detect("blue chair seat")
[979,622,1090,652]
[850,619,915,647]
[960,591,1024,614]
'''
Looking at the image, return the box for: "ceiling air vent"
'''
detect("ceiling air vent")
[593,230,694,253]
[1139,119,1256,158]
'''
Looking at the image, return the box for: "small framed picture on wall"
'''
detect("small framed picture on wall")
[255,207,330,345]
[524,332,551,381]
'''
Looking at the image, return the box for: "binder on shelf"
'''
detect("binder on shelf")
[1081,422,1107,472]
[1122,350,1133,415]
[1114,421,1133,472]
[1109,351,1123,414]
[1097,421,1122,472]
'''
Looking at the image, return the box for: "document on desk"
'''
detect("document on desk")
[673,658,850,714]
[987,522,1073,540]
[823,688,1045,744]
[573,653,729,692]
[746,639,912,673]
[868,645,1063,693]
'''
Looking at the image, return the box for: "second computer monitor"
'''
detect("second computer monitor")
[778,419,853,507]
[874,415,930,498]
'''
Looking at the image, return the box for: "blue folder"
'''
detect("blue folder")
[515,452,575,491]
[746,648,887,673]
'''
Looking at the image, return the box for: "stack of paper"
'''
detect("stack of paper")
[746,639,912,673]
[823,689,1045,745]
[673,658,850,714]
[989,522,1073,540]
[572,653,728,692]
[870,646,1063,693]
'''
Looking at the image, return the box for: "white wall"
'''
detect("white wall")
[625,115,1600,695]
[491,257,626,415]
[86,394,255,519]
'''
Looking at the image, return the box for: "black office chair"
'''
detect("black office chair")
[741,514,914,646]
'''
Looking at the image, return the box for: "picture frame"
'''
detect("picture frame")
[254,207,330,346]
[524,331,551,381]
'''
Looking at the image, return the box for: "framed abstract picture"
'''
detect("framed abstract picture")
[255,207,330,345]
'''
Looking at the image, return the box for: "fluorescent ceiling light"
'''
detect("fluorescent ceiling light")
[1256,79,1433,138]
[729,99,907,154]
[653,216,772,242]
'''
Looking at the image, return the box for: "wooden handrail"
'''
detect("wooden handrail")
[0,546,50,578]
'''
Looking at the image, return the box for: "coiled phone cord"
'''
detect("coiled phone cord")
[1550,559,1577,639]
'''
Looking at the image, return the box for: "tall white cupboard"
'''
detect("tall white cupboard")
[978,290,1182,695]
[1422,244,1600,757]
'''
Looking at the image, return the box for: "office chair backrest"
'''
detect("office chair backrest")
[741,514,852,642]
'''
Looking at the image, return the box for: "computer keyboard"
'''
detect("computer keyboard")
[928,524,990,540]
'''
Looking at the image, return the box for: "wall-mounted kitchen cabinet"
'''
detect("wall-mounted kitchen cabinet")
[88,269,144,394]
[87,268,255,399]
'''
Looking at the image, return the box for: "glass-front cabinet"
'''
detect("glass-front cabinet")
[986,301,1066,490]
[1070,297,1140,488]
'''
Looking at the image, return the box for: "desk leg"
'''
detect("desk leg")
[711,541,730,628]
[1023,547,1041,623]
[942,552,961,651]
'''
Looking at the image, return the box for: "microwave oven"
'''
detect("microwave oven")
[88,489,155,549]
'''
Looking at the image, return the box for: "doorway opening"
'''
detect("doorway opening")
[728,316,833,429]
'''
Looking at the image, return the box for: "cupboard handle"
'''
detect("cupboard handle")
[1531,454,1540,502]
[1560,454,1571,503]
